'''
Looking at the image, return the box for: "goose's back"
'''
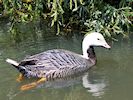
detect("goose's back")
[19,49,93,79]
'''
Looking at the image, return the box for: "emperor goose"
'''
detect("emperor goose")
[6,32,111,90]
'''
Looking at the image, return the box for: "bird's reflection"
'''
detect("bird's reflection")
[7,71,107,100]
[41,75,82,89]
[41,71,107,97]
[82,72,106,97]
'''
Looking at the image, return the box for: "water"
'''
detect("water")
[0,22,133,100]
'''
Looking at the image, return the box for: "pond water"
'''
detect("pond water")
[0,22,133,100]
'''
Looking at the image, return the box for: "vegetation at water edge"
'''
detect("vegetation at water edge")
[0,0,132,40]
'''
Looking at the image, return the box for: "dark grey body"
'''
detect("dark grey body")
[17,49,96,80]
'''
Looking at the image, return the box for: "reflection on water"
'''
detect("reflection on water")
[7,90,22,100]
[44,77,81,89]
[1,34,133,100]
[0,21,133,100]
[6,71,107,100]
[41,71,107,97]
[82,73,106,97]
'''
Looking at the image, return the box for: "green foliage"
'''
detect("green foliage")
[84,5,132,38]
[0,0,132,39]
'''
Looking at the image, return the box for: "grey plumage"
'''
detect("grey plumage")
[14,49,95,80]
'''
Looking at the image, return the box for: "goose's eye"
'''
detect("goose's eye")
[97,38,100,40]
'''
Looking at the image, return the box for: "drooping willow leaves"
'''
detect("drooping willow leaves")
[0,0,132,39]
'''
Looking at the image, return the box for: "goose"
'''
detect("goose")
[6,32,111,91]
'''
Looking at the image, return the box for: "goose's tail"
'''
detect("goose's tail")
[6,58,27,75]
[6,58,20,70]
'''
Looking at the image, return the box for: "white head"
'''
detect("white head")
[82,32,111,59]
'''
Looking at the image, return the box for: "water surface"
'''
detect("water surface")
[0,22,133,100]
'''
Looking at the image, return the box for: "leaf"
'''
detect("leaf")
[114,25,120,30]
[28,4,32,11]
[57,1,64,14]
[70,0,72,10]
[48,0,51,8]
[111,17,114,23]
[113,12,116,17]
[80,0,83,4]
[105,10,110,15]
[51,12,56,17]
[104,29,111,37]
[72,7,78,12]
[56,22,60,35]
[79,7,82,17]
[73,0,77,10]
[84,22,90,27]
[53,11,57,21]
[51,19,55,26]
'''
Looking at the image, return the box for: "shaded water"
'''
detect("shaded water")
[0,22,133,100]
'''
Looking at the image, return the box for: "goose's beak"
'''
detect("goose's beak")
[103,43,111,49]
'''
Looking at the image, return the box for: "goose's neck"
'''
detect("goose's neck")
[82,45,96,64]
[82,36,97,64]
[87,46,96,62]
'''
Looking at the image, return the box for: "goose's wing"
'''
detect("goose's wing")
[19,49,87,72]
